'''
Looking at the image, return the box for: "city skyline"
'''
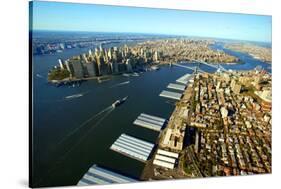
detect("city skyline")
[31,1,272,43]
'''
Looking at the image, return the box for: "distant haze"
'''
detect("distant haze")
[30,1,272,43]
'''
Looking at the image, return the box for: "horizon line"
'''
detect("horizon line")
[32,29,272,44]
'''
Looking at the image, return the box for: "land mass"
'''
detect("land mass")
[47,39,239,81]
[225,43,271,63]
[142,69,271,180]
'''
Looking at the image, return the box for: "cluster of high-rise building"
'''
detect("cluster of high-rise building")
[134,39,239,63]
[52,44,163,79]
[50,39,243,81]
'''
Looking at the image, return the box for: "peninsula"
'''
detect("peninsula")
[47,39,239,82]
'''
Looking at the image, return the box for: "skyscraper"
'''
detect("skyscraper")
[126,59,133,72]
[71,60,84,78]
[85,62,97,77]
[58,59,64,70]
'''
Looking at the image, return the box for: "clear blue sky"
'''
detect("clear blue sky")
[31,1,272,42]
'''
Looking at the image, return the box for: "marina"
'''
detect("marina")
[77,164,137,186]
[159,90,182,100]
[110,134,155,162]
[167,83,186,91]
[133,113,166,132]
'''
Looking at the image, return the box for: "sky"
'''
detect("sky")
[31,1,272,42]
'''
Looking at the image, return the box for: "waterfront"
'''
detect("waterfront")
[33,47,191,186]
[32,41,271,187]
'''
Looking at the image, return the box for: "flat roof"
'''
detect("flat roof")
[153,159,174,169]
[176,73,191,85]
[159,90,182,100]
[110,134,154,162]
[134,119,162,131]
[140,113,166,123]
[167,83,186,91]
[77,164,137,186]
[157,149,179,158]
[155,154,176,164]
[133,113,166,132]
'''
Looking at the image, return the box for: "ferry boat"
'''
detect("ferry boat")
[112,96,128,108]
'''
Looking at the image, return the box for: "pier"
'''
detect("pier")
[167,83,186,91]
[110,134,154,162]
[133,113,166,132]
[77,164,137,186]
[152,149,179,170]
[176,73,191,85]
[159,90,182,100]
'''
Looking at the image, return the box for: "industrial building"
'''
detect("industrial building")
[176,73,191,85]
[159,90,182,100]
[153,149,179,169]
[110,134,154,162]
[133,113,166,132]
[77,164,137,186]
[167,83,186,91]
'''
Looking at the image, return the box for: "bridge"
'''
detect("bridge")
[173,59,229,74]
[173,63,208,74]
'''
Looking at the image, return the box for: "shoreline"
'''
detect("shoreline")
[140,75,195,180]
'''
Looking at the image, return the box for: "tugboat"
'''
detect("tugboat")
[112,96,129,108]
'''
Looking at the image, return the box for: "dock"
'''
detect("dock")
[176,73,191,85]
[77,164,137,186]
[110,134,154,162]
[159,90,182,100]
[133,113,166,132]
[167,83,186,91]
[152,149,179,170]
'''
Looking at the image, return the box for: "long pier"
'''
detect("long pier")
[176,73,192,85]
[110,134,154,162]
[159,90,182,100]
[167,83,186,91]
[77,164,137,186]
[133,113,166,132]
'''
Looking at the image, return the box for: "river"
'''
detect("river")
[32,41,271,187]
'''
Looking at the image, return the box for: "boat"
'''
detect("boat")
[131,72,140,77]
[151,65,160,71]
[36,74,43,78]
[65,93,83,99]
[122,73,130,77]
[112,96,128,108]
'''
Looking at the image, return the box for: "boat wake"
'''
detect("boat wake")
[33,96,129,185]
[35,106,115,186]
[64,93,83,99]
[110,81,130,88]
[36,73,44,78]
[122,72,140,77]
[64,91,90,100]
[57,105,114,146]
